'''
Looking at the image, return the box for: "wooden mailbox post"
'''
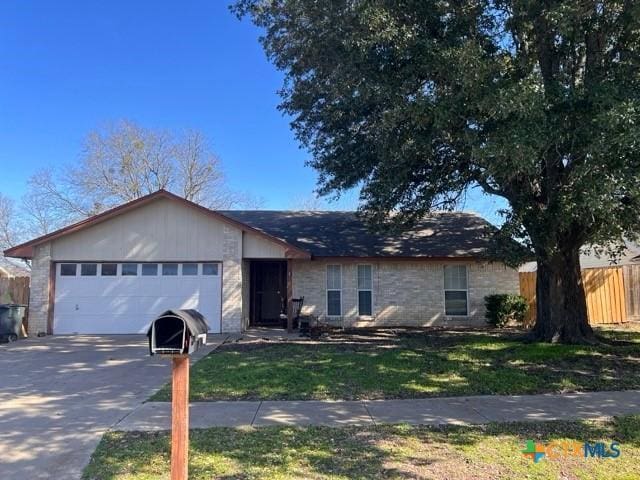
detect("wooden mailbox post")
[171,356,190,480]
[147,309,208,480]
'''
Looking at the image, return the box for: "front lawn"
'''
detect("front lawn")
[83,415,640,480]
[151,327,640,401]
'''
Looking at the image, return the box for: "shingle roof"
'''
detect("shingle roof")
[219,210,495,258]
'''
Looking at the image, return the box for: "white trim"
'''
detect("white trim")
[326,264,342,317]
[443,264,469,317]
[357,264,373,317]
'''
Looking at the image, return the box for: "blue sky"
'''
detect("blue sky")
[0,1,505,223]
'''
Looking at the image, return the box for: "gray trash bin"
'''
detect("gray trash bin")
[0,304,27,342]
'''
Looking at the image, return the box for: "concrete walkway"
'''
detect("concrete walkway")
[116,389,640,430]
[0,334,226,480]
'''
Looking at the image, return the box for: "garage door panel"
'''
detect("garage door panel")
[53,300,79,316]
[138,296,166,314]
[65,296,137,316]
[158,279,186,296]
[56,314,155,334]
[54,262,222,334]
[176,296,199,310]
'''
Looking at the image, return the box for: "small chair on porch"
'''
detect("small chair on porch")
[280,296,304,330]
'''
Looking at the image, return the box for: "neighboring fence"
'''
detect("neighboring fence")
[0,276,30,333]
[0,276,30,304]
[519,266,630,327]
[519,271,537,327]
[623,265,640,322]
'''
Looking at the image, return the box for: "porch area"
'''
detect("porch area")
[245,259,299,332]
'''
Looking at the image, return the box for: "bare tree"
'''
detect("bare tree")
[23,120,247,228]
[0,193,31,271]
[20,185,69,237]
[0,193,21,249]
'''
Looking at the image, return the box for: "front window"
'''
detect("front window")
[357,265,373,316]
[444,265,468,315]
[326,264,342,316]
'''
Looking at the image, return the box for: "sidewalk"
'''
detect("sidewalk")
[115,389,640,431]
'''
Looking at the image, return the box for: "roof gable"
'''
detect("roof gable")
[4,190,309,259]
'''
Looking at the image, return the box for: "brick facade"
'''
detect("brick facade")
[27,243,52,336]
[221,226,243,333]
[27,249,517,334]
[291,259,519,328]
[25,240,518,334]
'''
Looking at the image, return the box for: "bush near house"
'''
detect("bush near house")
[485,294,529,328]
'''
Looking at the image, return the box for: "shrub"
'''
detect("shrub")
[485,294,529,327]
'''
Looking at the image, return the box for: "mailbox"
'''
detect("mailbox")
[147,309,208,355]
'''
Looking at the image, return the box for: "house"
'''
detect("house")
[4,190,519,336]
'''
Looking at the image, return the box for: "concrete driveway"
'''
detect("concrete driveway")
[0,334,222,479]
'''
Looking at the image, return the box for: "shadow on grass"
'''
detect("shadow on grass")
[83,416,640,480]
[151,328,640,402]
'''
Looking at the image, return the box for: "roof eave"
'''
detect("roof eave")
[3,245,33,259]
[309,254,487,261]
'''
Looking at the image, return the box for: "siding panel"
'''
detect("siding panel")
[51,198,231,261]
[243,234,286,258]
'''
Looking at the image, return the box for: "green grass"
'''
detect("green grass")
[150,327,640,401]
[83,416,640,480]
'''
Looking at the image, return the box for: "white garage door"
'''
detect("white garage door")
[53,262,222,334]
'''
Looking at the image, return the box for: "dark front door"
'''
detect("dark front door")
[250,261,287,326]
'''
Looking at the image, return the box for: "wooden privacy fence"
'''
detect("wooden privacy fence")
[623,265,640,322]
[0,276,30,304]
[519,271,537,327]
[519,266,630,327]
[0,276,30,332]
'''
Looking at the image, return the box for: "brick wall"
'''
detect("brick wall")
[291,259,519,328]
[27,243,52,336]
[221,225,243,332]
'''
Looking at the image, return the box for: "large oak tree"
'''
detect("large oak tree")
[235,0,640,343]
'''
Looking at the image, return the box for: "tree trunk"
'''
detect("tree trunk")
[530,245,596,344]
